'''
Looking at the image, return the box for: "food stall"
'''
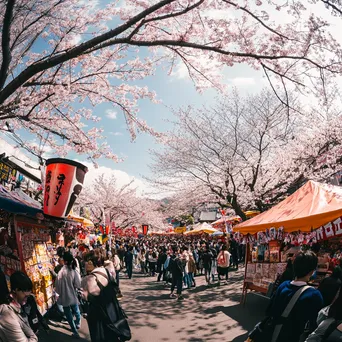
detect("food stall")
[0,185,56,314]
[234,180,342,305]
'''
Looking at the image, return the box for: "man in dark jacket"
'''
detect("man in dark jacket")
[169,247,184,301]
[202,245,213,286]
[157,247,168,282]
[125,247,134,279]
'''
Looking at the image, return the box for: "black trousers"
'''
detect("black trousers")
[157,269,166,281]
[171,276,183,295]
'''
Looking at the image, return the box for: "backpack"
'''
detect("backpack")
[87,269,131,341]
[248,286,311,342]
[210,248,218,259]
[217,252,226,267]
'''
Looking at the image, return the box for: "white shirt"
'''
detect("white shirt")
[55,265,81,306]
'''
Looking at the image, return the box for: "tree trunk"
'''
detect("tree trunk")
[231,194,247,221]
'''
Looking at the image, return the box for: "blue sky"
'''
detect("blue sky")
[85,63,262,179]
[0,0,268,192]
[1,53,263,190]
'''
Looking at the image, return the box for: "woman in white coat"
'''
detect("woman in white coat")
[55,252,82,338]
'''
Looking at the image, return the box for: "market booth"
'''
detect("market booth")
[0,158,88,314]
[0,185,56,314]
[234,180,342,304]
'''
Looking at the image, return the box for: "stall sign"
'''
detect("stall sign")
[174,226,186,234]
[0,162,16,183]
[313,217,342,242]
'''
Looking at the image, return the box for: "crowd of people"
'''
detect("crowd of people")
[3,232,342,342]
[0,233,242,341]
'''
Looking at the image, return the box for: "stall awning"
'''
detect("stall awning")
[67,213,94,228]
[212,215,242,226]
[184,222,217,235]
[234,180,342,234]
[0,186,43,218]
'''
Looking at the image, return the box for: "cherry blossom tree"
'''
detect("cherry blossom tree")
[79,173,167,230]
[150,89,299,219]
[0,0,342,160]
[283,86,342,185]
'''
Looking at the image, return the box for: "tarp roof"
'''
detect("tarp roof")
[234,180,342,234]
[0,185,43,218]
[199,211,217,222]
[184,222,217,235]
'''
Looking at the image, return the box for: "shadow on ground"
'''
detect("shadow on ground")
[119,268,268,342]
[41,267,267,342]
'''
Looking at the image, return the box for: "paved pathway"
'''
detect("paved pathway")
[40,268,269,342]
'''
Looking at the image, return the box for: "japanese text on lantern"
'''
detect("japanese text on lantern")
[54,174,66,205]
[45,170,52,207]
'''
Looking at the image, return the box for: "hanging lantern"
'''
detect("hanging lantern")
[43,158,88,218]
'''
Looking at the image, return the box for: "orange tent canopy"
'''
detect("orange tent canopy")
[212,215,242,226]
[234,180,342,234]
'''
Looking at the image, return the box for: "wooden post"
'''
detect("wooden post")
[241,242,249,306]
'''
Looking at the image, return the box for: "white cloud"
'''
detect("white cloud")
[0,137,41,179]
[171,62,189,80]
[105,109,117,120]
[204,9,233,20]
[231,77,256,86]
[80,161,151,197]
[109,132,123,136]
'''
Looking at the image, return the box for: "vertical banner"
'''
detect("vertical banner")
[142,224,149,235]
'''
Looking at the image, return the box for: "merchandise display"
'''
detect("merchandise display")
[17,221,54,314]
[244,241,287,292]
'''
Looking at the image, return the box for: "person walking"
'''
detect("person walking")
[169,247,184,301]
[112,249,122,294]
[148,249,158,277]
[138,249,146,274]
[202,245,213,286]
[125,247,134,279]
[188,253,197,288]
[55,252,82,338]
[217,245,230,284]
[157,247,168,282]
[81,265,131,342]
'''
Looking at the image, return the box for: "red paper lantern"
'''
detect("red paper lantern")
[43,158,88,218]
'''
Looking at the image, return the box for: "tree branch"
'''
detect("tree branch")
[0,0,16,90]
[321,0,342,16]
[0,0,176,103]
[223,0,289,40]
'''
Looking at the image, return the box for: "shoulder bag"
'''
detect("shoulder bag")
[248,285,311,342]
